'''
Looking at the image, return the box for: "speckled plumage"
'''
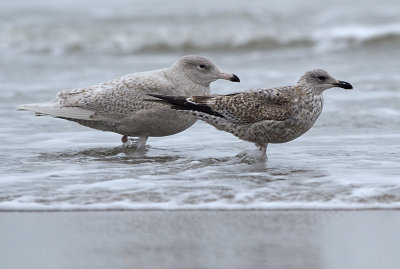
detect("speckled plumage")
[149,69,353,157]
[18,55,239,147]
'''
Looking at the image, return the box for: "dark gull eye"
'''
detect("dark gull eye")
[199,64,206,69]
[317,75,327,81]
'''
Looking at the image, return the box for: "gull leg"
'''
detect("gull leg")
[121,135,128,144]
[260,144,268,159]
[136,136,149,151]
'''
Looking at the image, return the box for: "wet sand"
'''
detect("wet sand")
[1,210,399,269]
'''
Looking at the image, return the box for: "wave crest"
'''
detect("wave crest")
[1,23,400,55]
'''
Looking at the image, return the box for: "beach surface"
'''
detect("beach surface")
[1,210,400,269]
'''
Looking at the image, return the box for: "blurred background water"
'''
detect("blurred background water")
[0,0,399,210]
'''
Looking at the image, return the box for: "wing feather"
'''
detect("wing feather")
[210,88,294,123]
[150,87,295,124]
[19,70,176,123]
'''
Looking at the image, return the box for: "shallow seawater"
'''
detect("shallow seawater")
[0,0,400,211]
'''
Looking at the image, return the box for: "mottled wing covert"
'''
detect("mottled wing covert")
[198,87,295,124]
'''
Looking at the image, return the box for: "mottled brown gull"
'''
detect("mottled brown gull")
[148,69,353,158]
[18,55,240,149]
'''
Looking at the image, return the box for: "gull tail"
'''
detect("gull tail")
[17,102,97,121]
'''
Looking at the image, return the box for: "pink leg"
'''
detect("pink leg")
[136,136,148,151]
[261,147,266,158]
[259,144,268,159]
[121,135,128,144]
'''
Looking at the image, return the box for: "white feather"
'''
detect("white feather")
[17,103,101,121]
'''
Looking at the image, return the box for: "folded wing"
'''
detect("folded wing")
[148,87,295,124]
[18,71,175,123]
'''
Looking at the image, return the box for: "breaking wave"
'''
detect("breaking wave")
[1,22,400,55]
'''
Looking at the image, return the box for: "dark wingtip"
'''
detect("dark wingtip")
[146,94,189,107]
[146,94,225,119]
[146,94,164,99]
[144,94,168,104]
[334,80,353,90]
[230,74,240,82]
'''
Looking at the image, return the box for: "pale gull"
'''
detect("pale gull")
[148,69,353,158]
[18,55,240,149]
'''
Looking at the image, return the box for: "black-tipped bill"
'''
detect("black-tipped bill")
[230,74,240,82]
[333,80,353,90]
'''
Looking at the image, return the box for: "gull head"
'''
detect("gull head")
[297,69,353,93]
[173,55,240,86]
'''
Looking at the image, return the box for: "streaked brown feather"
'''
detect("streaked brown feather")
[188,88,295,124]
